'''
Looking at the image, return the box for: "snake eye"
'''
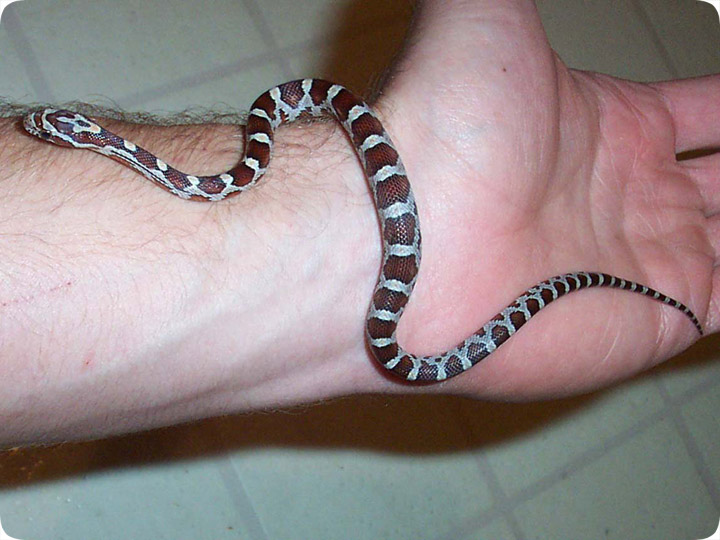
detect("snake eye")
[41,132,51,139]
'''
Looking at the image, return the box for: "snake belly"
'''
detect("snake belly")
[22,79,703,382]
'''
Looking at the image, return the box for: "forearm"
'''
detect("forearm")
[0,114,385,445]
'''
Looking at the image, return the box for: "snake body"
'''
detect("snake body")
[23,79,702,382]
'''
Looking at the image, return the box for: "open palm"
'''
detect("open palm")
[375,1,715,397]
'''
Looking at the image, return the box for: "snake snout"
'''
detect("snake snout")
[23,109,81,147]
[22,112,42,135]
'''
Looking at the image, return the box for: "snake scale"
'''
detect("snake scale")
[23,79,703,382]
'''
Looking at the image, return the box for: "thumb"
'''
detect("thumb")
[388,0,553,92]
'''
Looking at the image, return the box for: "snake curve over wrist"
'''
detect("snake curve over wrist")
[23,79,703,382]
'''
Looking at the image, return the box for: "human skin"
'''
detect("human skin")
[1,0,718,446]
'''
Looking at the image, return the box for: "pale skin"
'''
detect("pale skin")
[1,0,718,445]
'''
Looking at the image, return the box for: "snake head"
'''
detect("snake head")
[23,109,102,148]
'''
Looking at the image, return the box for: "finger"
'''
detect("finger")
[651,75,720,153]
[680,151,720,215]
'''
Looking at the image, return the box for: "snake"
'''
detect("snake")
[23,78,703,382]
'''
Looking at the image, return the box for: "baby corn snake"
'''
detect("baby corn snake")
[23,79,703,382]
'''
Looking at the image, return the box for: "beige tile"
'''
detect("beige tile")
[515,418,716,540]
[681,385,720,490]
[639,0,720,77]
[0,452,249,539]
[0,29,34,101]
[235,448,488,540]
[227,396,494,540]
[654,335,720,397]
[14,0,266,104]
[537,0,673,79]
[460,517,516,540]
[469,382,664,496]
[132,62,286,112]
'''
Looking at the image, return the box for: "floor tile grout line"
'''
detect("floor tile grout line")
[120,0,299,110]
[673,369,720,404]
[631,0,680,78]
[432,402,525,540]
[216,454,269,540]
[443,392,704,539]
[431,503,506,540]
[2,5,55,102]
[472,455,527,540]
[118,16,405,110]
[241,0,295,80]
[655,378,720,510]
[508,407,665,505]
[118,49,281,110]
[508,373,720,507]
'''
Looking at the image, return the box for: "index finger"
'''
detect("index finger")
[652,75,720,153]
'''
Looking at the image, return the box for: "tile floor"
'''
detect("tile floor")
[0,1,719,539]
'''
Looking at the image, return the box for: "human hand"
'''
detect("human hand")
[374,0,714,397]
